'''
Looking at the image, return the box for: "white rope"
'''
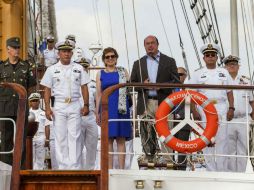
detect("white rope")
[120,0,131,73]
[240,0,253,79]
[131,0,148,116]
[107,0,114,46]
[154,0,173,56]
[92,0,103,44]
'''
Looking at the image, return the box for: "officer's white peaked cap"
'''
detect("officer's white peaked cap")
[222,55,240,64]
[55,40,75,50]
[65,34,76,42]
[74,57,90,67]
[46,35,55,41]
[200,43,221,54]
[29,93,41,101]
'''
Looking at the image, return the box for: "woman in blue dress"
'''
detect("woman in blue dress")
[96,47,132,169]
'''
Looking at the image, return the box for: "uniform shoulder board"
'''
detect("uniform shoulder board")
[242,75,250,80]
[194,66,203,72]
[24,60,36,70]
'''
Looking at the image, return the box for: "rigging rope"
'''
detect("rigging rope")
[28,0,36,56]
[240,0,252,79]
[205,0,218,43]
[120,0,131,73]
[245,0,254,65]
[92,0,103,44]
[28,0,38,91]
[107,0,114,46]
[130,0,148,119]
[247,0,254,49]
[170,0,191,79]
[180,0,202,69]
[210,0,225,57]
[154,0,173,56]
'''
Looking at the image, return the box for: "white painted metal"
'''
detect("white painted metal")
[109,170,254,190]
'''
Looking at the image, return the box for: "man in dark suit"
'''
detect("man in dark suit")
[130,35,179,162]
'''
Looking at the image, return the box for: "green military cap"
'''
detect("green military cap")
[6,37,21,48]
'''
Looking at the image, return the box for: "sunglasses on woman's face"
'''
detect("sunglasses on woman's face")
[178,73,186,77]
[105,55,116,59]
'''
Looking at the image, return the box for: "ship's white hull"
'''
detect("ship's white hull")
[109,170,254,190]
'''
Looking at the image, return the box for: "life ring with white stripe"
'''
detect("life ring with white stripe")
[155,90,218,153]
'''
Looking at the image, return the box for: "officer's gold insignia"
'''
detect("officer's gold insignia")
[207,44,213,49]
[65,40,70,45]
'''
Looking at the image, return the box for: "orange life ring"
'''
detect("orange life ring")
[155,90,218,153]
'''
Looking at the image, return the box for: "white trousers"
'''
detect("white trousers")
[49,139,58,169]
[53,101,82,169]
[95,126,101,170]
[81,112,98,170]
[112,140,134,169]
[33,137,45,170]
[199,103,228,172]
[227,117,248,172]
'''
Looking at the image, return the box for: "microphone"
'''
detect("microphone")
[150,55,181,84]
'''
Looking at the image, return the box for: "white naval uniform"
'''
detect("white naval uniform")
[31,108,50,170]
[187,67,233,171]
[48,122,58,169]
[43,48,58,67]
[80,81,99,170]
[40,61,90,169]
[228,75,253,172]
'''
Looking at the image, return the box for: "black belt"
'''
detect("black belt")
[148,96,158,100]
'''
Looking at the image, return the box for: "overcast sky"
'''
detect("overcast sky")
[55,0,254,77]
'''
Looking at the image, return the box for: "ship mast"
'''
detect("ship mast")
[230,0,239,56]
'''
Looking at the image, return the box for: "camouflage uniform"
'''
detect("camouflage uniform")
[0,58,36,165]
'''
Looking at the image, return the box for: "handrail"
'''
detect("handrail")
[0,82,27,190]
[100,82,254,190]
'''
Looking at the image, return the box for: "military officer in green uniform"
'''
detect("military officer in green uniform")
[0,37,37,166]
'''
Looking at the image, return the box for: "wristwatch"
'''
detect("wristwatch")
[229,107,235,111]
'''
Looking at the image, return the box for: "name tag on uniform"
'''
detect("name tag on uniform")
[73,69,81,73]
[219,73,226,77]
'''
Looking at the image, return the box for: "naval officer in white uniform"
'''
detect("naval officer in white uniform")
[29,93,50,170]
[40,40,90,169]
[75,57,99,170]
[187,43,234,172]
[224,55,254,172]
[42,36,58,68]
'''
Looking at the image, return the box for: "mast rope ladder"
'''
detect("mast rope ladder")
[180,0,202,69]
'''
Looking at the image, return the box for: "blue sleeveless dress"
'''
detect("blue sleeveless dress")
[100,70,132,139]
